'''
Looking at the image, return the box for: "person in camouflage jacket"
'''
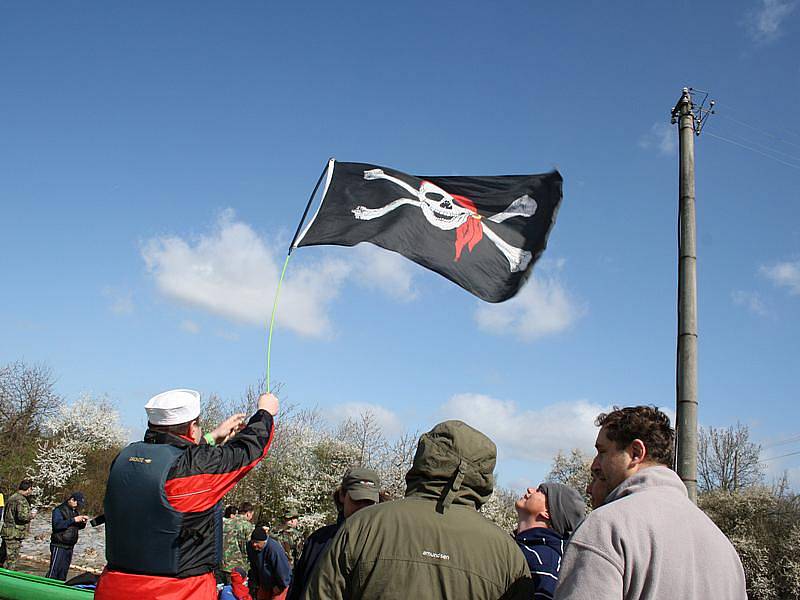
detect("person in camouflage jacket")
[273,510,302,568]
[221,502,256,576]
[1,480,36,571]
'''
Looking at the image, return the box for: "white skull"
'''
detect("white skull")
[418,180,473,231]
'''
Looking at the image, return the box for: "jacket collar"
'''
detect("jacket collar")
[515,526,565,545]
[605,465,688,504]
[143,429,196,448]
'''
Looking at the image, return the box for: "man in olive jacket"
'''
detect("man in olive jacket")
[0,480,36,570]
[304,420,533,600]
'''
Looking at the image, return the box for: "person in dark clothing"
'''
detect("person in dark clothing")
[305,421,534,600]
[286,468,381,600]
[46,491,89,580]
[95,389,279,600]
[513,483,586,600]
[247,526,292,600]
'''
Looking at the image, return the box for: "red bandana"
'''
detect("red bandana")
[453,195,483,261]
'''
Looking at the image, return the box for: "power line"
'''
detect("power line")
[716,113,800,151]
[705,131,800,171]
[713,130,800,164]
[713,100,800,141]
[762,433,800,450]
[761,449,800,462]
[710,125,800,164]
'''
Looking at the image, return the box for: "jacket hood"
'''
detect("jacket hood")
[515,526,565,554]
[404,420,495,511]
[605,465,688,504]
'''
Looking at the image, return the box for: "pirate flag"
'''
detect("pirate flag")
[294,160,563,303]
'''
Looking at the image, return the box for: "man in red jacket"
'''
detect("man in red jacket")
[95,389,279,600]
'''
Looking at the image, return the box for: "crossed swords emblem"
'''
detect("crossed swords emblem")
[351,169,537,272]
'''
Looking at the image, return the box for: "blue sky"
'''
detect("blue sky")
[2,1,799,490]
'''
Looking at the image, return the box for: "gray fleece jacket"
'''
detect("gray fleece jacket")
[555,466,746,600]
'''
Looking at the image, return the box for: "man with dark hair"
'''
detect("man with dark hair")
[286,468,381,600]
[0,479,37,570]
[221,501,256,578]
[46,491,89,580]
[513,483,585,599]
[95,389,279,600]
[305,420,533,599]
[556,405,747,600]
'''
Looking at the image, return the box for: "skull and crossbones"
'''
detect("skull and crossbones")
[352,169,537,272]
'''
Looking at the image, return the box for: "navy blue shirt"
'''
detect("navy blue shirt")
[514,527,566,600]
[257,537,292,591]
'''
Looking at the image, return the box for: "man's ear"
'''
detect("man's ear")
[629,439,648,466]
[541,508,551,522]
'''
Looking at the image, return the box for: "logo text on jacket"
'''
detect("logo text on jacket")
[422,550,450,560]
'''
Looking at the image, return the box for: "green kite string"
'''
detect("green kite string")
[266,252,292,395]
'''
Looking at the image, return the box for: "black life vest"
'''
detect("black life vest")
[51,503,79,547]
[104,439,222,578]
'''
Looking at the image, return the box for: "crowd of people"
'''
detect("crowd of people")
[0,387,749,600]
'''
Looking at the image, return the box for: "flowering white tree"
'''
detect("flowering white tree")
[480,487,518,532]
[30,394,127,502]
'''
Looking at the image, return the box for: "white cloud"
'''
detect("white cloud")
[439,393,607,462]
[638,122,676,156]
[348,244,418,302]
[474,259,584,341]
[141,209,351,338]
[760,260,800,295]
[180,319,200,334]
[102,286,134,316]
[141,211,425,338]
[333,401,403,437]
[748,0,797,42]
[732,290,770,316]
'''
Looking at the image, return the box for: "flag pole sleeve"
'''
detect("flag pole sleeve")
[265,158,334,393]
[288,158,335,254]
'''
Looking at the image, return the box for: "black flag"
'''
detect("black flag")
[294,161,563,303]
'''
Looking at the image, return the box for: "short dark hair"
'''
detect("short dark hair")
[595,406,675,467]
[148,418,197,437]
[224,505,239,518]
[18,479,33,491]
[239,502,254,514]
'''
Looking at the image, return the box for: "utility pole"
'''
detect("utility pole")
[671,87,713,503]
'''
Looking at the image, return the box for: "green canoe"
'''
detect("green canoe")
[0,568,94,599]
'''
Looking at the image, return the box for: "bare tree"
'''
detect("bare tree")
[336,410,386,467]
[0,362,63,489]
[0,361,62,440]
[698,422,763,493]
[380,430,418,499]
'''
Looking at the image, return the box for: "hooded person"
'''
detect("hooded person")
[304,420,534,600]
[94,389,279,600]
[513,483,586,600]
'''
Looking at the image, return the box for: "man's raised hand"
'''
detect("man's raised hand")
[210,413,247,445]
[258,392,279,416]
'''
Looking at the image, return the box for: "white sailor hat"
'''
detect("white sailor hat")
[145,389,201,426]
